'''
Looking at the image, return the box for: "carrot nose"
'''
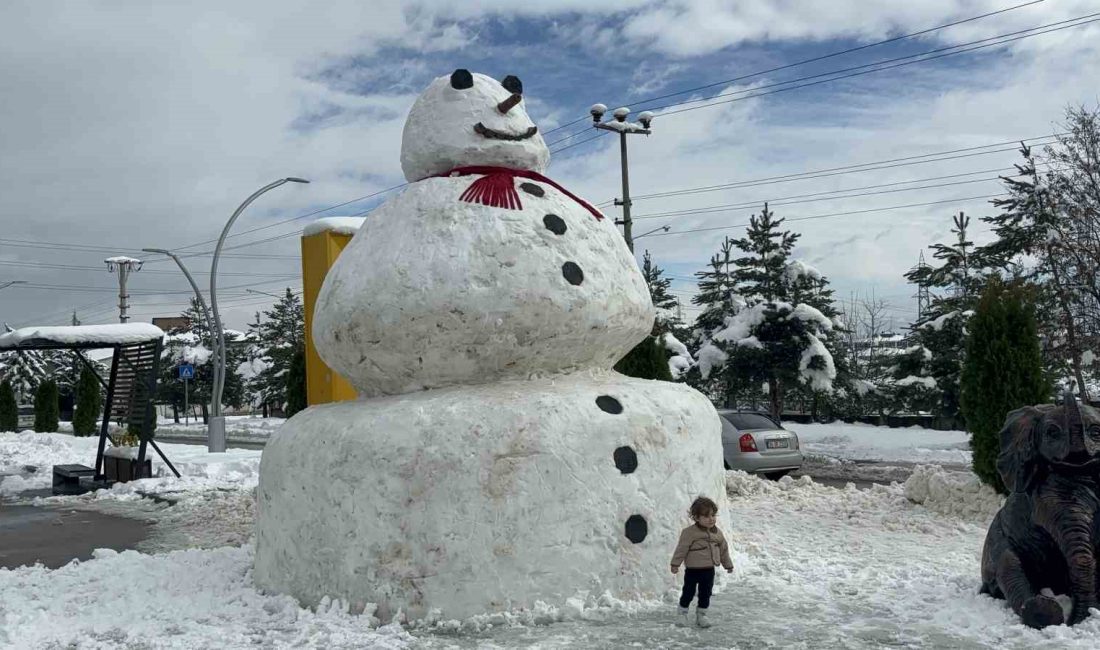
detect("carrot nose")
[497,94,522,114]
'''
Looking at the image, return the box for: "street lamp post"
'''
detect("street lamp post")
[142,248,220,448]
[590,105,654,253]
[633,225,671,241]
[208,178,309,452]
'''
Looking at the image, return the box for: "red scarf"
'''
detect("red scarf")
[435,166,604,220]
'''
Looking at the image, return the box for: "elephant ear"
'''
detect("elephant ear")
[996,405,1050,492]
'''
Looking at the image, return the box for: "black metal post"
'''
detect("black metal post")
[95,346,121,477]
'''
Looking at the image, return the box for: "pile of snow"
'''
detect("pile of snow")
[303,216,367,237]
[904,464,1004,521]
[0,431,261,499]
[792,421,971,465]
[0,545,414,649]
[784,259,823,282]
[0,323,163,348]
[181,344,213,366]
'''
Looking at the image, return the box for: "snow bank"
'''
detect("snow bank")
[904,464,1004,521]
[793,421,971,465]
[0,545,414,649]
[0,323,163,348]
[0,430,262,499]
[302,216,366,237]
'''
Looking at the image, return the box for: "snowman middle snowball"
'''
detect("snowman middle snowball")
[313,70,655,397]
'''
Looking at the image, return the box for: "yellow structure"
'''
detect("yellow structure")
[301,228,358,405]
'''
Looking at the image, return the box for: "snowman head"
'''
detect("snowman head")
[400,69,550,182]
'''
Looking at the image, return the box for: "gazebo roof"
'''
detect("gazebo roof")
[0,323,164,351]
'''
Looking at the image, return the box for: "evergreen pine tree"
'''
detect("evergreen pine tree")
[33,378,60,433]
[285,344,307,417]
[0,379,17,432]
[72,365,102,436]
[695,205,838,419]
[0,349,48,403]
[616,252,681,382]
[247,288,305,414]
[961,278,1048,493]
[905,212,984,425]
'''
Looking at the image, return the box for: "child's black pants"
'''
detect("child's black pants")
[679,567,715,609]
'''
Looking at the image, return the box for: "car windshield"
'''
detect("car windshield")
[722,413,779,430]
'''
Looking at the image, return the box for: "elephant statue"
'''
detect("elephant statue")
[980,391,1100,628]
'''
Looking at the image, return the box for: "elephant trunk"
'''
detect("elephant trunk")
[1055,515,1098,621]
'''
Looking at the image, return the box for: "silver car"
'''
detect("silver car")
[718,410,802,479]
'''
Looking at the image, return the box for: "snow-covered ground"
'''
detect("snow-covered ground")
[155,414,286,442]
[0,430,261,498]
[791,421,971,465]
[5,425,1100,648]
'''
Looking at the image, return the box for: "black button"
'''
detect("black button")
[625,515,648,543]
[562,262,583,285]
[520,182,545,197]
[543,214,566,235]
[614,446,638,474]
[596,395,623,414]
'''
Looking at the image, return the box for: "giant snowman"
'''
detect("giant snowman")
[255,69,726,621]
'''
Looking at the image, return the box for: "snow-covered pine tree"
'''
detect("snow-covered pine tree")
[686,238,738,402]
[977,138,1092,400]
[285,344,307,417]
[0,349,48,403]
[155,297,234,422]
[246,288,304,415]
[641,250,681,335]
[905,212,984,426]
[694,205,837,420]
[616,251,680,382]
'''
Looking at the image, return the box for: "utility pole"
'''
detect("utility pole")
[911,251,931,321]
[589,104,654,253]
[104,257,143,323]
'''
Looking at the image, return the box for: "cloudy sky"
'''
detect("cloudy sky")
[1,0,1098,333]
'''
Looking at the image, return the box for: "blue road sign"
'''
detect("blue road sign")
[178,363,195,380]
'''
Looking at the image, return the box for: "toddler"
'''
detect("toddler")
[670,496,733,628]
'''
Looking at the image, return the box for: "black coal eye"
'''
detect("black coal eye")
[1047,425,1063,438]
[450,69,473,90]
[501,75,523,95]
[1089,426,1100,440]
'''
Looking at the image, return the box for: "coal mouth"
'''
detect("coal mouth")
[474,123,538,141]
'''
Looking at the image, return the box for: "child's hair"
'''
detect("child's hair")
[688,496,719,520]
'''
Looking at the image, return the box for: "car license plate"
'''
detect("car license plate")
[766,439,788,449]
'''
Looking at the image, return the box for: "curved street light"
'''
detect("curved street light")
[208,177,309,452]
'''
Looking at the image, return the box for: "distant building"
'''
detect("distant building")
[152,316,190,333]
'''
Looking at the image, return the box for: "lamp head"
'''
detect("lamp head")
[285,177,310,184]
[637,111,654,129]
[590,103,607,124]
[612,107,630,122]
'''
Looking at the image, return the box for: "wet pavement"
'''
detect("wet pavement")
[0,503,149,569]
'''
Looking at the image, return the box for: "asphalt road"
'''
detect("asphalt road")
[0,504,149,569]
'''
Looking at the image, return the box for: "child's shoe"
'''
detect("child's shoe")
[696,609,712,628]
[677,606,690,626]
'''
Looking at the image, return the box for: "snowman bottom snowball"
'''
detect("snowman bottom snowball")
[254,371,726,621]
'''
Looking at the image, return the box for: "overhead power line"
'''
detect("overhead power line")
[547,14,1097,154]
[644,193,1007,237]
[543,0,1046,136]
